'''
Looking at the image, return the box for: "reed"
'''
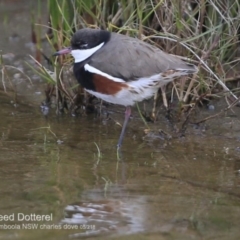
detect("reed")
[32,0,240,123]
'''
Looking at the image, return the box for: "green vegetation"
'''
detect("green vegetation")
[32,0,240,125]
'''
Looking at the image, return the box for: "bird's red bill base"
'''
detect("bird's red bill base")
[53,47,71,56]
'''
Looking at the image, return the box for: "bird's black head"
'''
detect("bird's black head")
[71,28,111,50]
[53,28,111,57]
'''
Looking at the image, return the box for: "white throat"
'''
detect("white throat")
[71,42,104,63]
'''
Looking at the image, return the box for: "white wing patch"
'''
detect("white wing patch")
[84,64,125,83]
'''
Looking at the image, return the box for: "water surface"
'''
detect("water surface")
[0,1,240,240]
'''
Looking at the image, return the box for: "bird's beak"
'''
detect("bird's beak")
[53,47,72,56]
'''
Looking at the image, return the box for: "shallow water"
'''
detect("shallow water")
[1,1,240,240]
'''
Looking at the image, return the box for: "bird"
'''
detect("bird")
[54,28,198,148]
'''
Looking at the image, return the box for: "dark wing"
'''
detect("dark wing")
[88,33,196,80]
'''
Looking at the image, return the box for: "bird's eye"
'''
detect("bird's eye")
[80,43,88,49]
[76,41,88,49]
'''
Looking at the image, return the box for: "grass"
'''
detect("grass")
[29,0,240,131]
[0,53,33,96]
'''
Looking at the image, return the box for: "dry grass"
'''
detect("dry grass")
[28,0,240,128]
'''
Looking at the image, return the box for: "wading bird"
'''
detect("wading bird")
[54,28,197,148]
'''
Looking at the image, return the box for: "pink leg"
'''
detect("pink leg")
[117,106,131,148]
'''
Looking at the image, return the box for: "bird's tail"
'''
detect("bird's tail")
[176,63,198,74]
